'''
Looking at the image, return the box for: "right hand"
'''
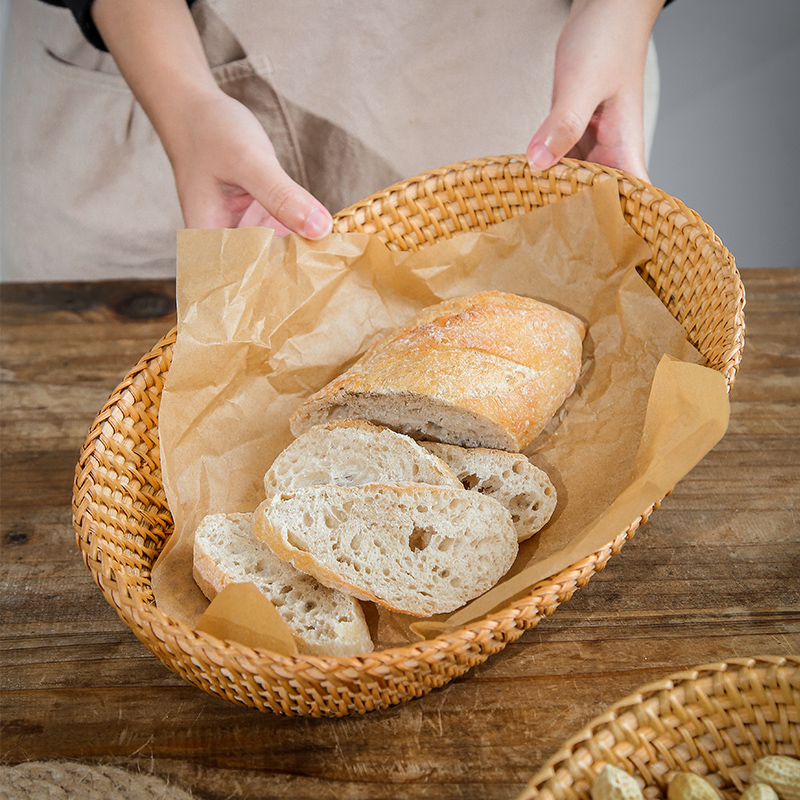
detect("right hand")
[165,87,332,237]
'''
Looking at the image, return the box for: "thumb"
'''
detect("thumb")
[246,156,333,240]
[526,95,597,171]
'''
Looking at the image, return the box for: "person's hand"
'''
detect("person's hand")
[526,0,664,182]
[167,87,332,235]
[91,0,332,238]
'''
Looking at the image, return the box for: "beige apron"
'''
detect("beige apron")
[0,0,658,282]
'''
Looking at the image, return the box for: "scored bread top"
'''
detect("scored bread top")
[370,291,585,370]
[289,291,585,451]
[254,482,519,617]
[264,420,461,500]
[192,512,373,656]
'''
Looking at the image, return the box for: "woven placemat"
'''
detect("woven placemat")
[0,761,195,800]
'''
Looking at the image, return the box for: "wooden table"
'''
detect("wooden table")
[1,269,798,799]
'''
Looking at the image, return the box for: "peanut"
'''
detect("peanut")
[742,785,780,800]
[590,765,645,800]
[667,772,721,800]
[750,756,800,800]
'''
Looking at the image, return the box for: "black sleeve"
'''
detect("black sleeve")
[36,0,197,52]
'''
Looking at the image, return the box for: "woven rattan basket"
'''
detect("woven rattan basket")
[517,655,800,800]
[72,156,745,717]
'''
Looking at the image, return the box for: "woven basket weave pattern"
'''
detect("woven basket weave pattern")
[517,656,800,800]
[72,157,745,717]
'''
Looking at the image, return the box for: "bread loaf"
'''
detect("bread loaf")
[264,420,461,500]
[289,291,585,452]
[193,512,373,656]
[419,441,557,542]
[254,483,519,617]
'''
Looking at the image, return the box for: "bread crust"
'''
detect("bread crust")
[290,291,585,451]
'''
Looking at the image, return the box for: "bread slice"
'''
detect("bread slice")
[192,512,373,656]
[254,483,518,617]
[264,420,461,500]
[289,291,586,452]
[419,442,557,542]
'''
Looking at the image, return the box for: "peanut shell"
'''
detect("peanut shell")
[741,785,780,800]
[667,772,720,800]
[590,765,644,800]
[750,756,800,800]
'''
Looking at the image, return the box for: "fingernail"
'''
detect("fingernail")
[527,143,556,170]
[303,208,332,239]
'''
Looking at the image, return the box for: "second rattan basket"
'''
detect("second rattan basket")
[72,157,745,717]
[516,655,800,800]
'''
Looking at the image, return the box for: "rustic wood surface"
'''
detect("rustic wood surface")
[1,269,798,800]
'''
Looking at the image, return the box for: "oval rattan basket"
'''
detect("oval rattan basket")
[517,655,800,800]
[72,156,745,717]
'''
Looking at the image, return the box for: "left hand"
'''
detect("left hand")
[526,0,665,182]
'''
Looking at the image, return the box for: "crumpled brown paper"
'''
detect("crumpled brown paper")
[195,582,298,654]
[152,176,729,653]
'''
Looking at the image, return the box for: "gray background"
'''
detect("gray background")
[0,0,798,273]
[649,0,800,269]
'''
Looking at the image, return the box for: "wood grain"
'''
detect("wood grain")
[1,270,798,800]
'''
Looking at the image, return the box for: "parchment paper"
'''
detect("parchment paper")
[153,176,730,653]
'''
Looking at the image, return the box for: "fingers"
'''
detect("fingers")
[242,149,332,239]
[173,92,333,238]
[526,99,596,171]
[179,154,332,237]
[526,0,657,180]
[525,75,651,181]
[236,200,293,235]
[527,102,650,181]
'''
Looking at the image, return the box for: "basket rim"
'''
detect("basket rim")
[73,156,747,706]
[334,154,733,255]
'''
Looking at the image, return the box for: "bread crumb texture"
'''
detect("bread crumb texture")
[193,512,373,656]
[255,483,518,617]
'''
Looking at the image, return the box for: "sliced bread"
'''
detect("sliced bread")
[289,291,586,452]
[264,419,461,500]
[254,483,518,617]
[419,442,557,542]
[192,512,373,656]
